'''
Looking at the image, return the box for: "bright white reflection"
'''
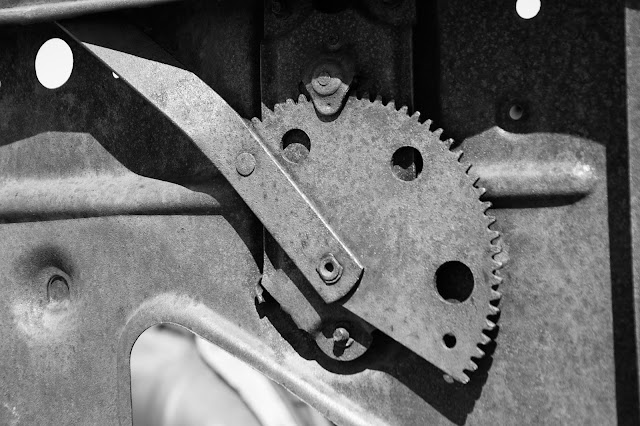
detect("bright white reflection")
[35,38,74,89]
[516,0,541,19]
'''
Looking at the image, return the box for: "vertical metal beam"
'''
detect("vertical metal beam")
[627,2,640,420]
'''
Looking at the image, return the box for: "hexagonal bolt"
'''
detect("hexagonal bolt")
[316,253,343,284]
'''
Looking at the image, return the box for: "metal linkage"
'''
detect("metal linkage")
[0,0,181,24]
[59,20,364,304]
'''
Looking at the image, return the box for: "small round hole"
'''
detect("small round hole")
[443,333,457,348]
[435,261,474,303]
[35,38,74,89]
[509,104,524,121]
[391,146,423,181]
[324,262,334,273]
[282,129,311,163]
[516,0,541,19]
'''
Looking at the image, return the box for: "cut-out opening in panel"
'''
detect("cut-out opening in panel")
[131,324,331,426]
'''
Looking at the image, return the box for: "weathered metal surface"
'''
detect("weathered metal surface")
[0,130,597,221]
[261,0,415,110]
[255,97,501,383]
[304,55,355,116]
[0,24,438,426]
[436,0,625,423]
[627,1,640,417]
[0,0,181,24]
[126,0,262,119]
[461,127,599,205]
[0,0,637,424]
[262,236,376,362]
[0,132,225,222]
[60,19,364,304]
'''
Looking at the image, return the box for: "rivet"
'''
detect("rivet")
[236,152,256,177]
[47,276,70,302]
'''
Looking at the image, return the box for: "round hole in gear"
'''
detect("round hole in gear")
[391,146,423,181]
[281,129,311,163]
[443,333,457,348]
[435,261,474,303]
[324,262,334,273]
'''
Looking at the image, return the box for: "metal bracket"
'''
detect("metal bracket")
[59,20,364,304]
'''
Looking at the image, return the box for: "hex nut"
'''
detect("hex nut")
[317,253,343,284]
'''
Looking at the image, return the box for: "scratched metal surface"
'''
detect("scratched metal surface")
[436,0,626,423]
[0,0,637,425]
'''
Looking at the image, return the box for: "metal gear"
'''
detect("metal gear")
[252,95,502,383]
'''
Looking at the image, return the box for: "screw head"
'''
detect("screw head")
[332,327,353,347]
[316,253,343,284]
[316,71,331,87]
[326,34,341,51]
[236,152,256,177]
[271,0,285,16]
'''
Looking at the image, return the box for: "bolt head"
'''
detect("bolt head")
[236,152,256,177]
[316,253,343,284]
[316,71,331,87]
[332,327,353,347]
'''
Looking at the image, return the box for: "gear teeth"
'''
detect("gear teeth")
[480,333,492,345]
[253,96,504,385]
[490,232,501,245]
[485,215,496,226]
[444,138,454,149]
[251,117,261,126]
[261,103,274,117]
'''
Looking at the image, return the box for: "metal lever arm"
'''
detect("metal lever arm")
[59,20,363,303]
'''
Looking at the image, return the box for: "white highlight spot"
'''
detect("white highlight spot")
[112,72,119,79]
[516,0,541,19]
[35,38,73,89]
